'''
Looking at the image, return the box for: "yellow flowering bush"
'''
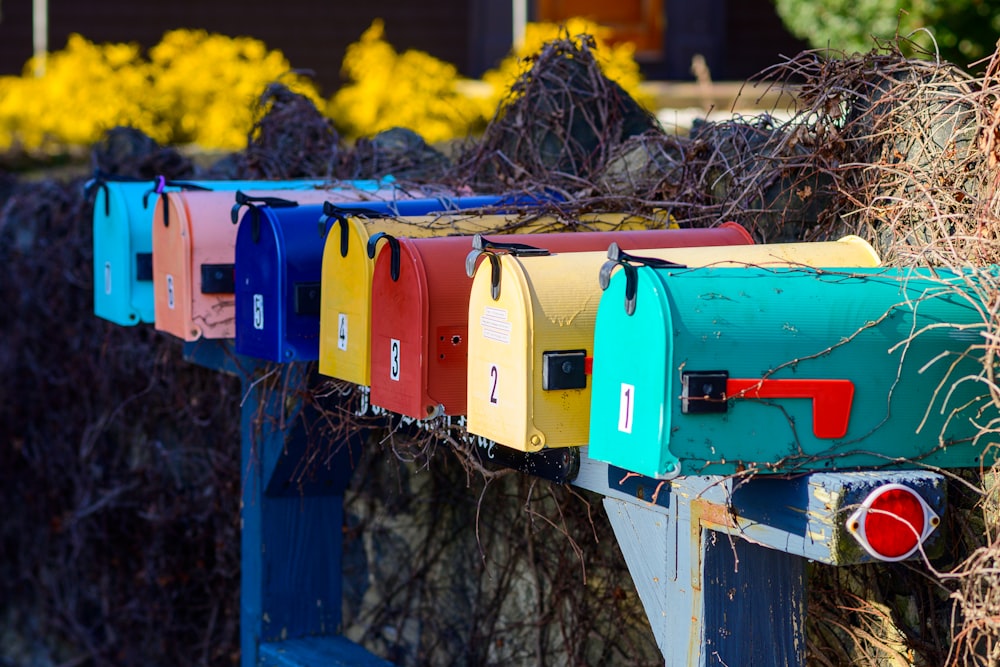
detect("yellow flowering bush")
[480,18,653,118]
[0,30,320,154]
[327,20,483,143]
[0,34,154,152]
[149,29,322,150]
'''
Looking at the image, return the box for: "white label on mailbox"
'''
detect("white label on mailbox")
[253,294,264,330]
[390,338,401,381]
[337,313,348,351]
[488,363,500,406]
[104,262,111,295]
[166,274,175,310]
[618,383,635,434]
[480,306,512,344]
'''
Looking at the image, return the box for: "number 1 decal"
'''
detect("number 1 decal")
[337,313,348,351]
[390,338,401,381]
[489,364,499,405]
[618,383,634,433]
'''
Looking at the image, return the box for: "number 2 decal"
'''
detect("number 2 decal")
[489,364,499,405]
[390,338,400,381]
[618,383,634,433]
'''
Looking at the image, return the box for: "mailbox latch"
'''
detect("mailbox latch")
[681,371,729,414]
[542,350,588,391]
[294,282,322,316]
[201,263,235,294]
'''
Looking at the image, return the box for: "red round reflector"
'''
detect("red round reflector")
[846,484,939,562]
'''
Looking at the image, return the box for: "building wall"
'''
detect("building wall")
[0,0,808,93]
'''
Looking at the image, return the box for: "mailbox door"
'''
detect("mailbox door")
[153,191,198,339]
[369,237,435,418]
[234,206,286,361]
[589,266,995,478]
[467,237,881,452]
[93,182,156,326]
[369,223,755,420]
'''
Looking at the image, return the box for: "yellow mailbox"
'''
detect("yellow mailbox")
[316,211,662,386]
[465,237,881,452]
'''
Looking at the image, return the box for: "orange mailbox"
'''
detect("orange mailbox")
[367,223,754,420]
[153,185,394,341]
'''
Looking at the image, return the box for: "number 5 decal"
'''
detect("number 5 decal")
[489,364,499,405]
[618,383,634,433]
[390,338,401,381]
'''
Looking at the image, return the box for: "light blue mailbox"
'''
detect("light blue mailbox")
[87,174,345,326]
[588,255,999,479]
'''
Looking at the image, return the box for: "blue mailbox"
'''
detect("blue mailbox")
[234,194,548,362]
[88,174,329,326]
[588,259,999,479]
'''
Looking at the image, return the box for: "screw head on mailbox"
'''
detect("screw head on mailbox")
[465,236,881,453]
[366,223,754,420]
[90,177,328,327]
[587,263,999,478]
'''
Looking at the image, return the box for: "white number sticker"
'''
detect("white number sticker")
[253,294,264,330]
[618,383,635,434]
[488,364,499,405]
[390,338,401,381]
[337,313,348,351]
[166,274,175,310]
[104,262,112,295]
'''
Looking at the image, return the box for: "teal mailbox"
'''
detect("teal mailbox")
[588,254,998,479]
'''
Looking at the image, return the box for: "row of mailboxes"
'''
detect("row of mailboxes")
[464,237,882,452]
[587,261,997,478]
[315,211,678,385]
[153,187,517,346]
[234,196,550,361]
[89,175,333,326]
[365,223,754,419]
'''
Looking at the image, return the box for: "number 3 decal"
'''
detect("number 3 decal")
[489,364,499,405]
[390,338,401,381]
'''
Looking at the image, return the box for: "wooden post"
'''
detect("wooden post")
[183,340,391,667]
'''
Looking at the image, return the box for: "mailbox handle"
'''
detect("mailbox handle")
[84,170,156,216]
[230,191,301,243]
[726,378,855,439]
[318,202,393,257]
[141,176,211,210]
[465,234,549,277]
[366,232,402,281]
[599,242,687,316]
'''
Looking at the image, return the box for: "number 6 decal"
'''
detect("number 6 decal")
[489,364,499,405]
[618,383,634,433]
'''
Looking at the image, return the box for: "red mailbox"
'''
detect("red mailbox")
[368,223,754,420]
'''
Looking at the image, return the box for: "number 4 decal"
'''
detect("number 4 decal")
[489,364,499,405]
[337,313,348,351]
[618,383,634,433]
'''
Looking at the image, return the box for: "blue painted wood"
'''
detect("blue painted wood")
[576,449,946,565]
[604,497,806,666]
[260,638,394,666]
[179,339,387,666]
